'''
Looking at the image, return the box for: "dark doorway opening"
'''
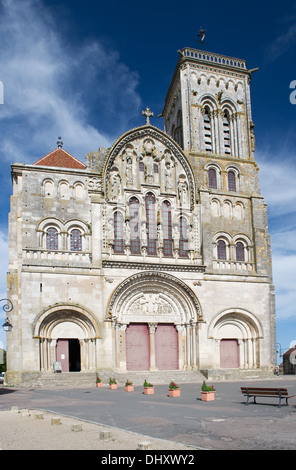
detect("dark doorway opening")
[69,339,81,372]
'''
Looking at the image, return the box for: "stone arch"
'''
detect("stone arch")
[208,309,263,369]
[33,304,101,372]
[107,271,203,371]
[107,271,202,325]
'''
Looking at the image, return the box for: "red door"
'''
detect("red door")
[56,339,69,372]
[155,324,178,370]
[220,339,239,368]
[126,324,150,370]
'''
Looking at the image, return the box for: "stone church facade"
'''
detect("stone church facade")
[6,48,276,385]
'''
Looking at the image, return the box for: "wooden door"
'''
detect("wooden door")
[155,324,178,370]
[220,339,239,368]
[126,324,150,370]
[56,339,69,372]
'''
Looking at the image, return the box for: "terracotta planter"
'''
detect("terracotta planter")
[109,383,117,390]
[96,382,103,387]
[201,391,215,401]
[125,385,134,392]
[144,387,154,395]
[169,388,180,397]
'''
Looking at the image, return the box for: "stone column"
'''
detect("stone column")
[176,325,184,370]
[148,323,158,371]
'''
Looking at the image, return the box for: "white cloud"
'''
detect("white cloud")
[0,0,141,162]
[265,22,296,62]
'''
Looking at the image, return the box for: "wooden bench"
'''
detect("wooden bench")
[241,387,295,408]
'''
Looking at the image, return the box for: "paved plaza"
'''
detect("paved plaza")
[0,376,295,451]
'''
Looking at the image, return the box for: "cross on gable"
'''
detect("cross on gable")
[142,107,153,125]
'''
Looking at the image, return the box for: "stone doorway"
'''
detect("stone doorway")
[56,338,81,372]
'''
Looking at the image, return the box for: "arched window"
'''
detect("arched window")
[114,211,124,254]
[223,111,231,155]
[236,241,245,261]
[179,216,188,258]
[162,201,173,257]
[228,170,236,192]
[174,110,183,148]
[139,161,144,172]
[46,227,58,250]
[217,239,226,260]
[129,197,140,255]
[145,193,157,255]
[208,167,217,189]
[70,229,82,251]
[203,107,213,152]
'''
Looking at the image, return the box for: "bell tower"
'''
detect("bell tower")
[162,47,258,159]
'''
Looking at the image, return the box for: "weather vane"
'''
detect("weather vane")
[195,28,207,49]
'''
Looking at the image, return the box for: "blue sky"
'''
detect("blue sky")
[0,0,295,363]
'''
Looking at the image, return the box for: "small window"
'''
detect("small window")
[46,227,58,250]
[223,111,231,155]
[208,168,217,189]
[228,170,236,192]
[114,211,124,254]
[236,242,245,261]
[203,107,212,152]
[217,239,226,260]
[129,197,140,255]
[139,162,144,172]
[145,193,157,255]
[70,229,82,251]
[162,201,173,257]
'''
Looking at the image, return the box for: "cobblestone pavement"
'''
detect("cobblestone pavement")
[0,377,295,451]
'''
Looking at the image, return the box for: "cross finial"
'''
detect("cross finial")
[142,107,153,125]
[57,136,63,148]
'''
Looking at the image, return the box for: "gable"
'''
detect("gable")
[102,125,196,209]
[34,148,86,170]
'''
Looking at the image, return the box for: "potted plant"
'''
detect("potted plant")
[168,381,180,397]
[109,377,117,390]
[143,379,154,395]
[96,377,103,387]
[201,381,215,401]
[125,380,134,392]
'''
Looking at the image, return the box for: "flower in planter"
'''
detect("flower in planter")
[96,377,102,383]
[125,380,133,386]
[109,377,117,385]
[169,381,180,390]
[143,379,153,388]
[201,380,215,392]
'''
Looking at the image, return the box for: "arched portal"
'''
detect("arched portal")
[33,305,101,372]
[107,271,203,371]
[208,309,263,369]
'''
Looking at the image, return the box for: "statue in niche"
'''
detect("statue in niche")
[144,156,154,183]
[125,154,133,185]
[142,139,157,184]
[124,220,130,246]
[157,224,164,247]
[141,223,147,247]
[173,225,180,250]
[187,225,194,252]
[110,170,121,200]
[164,161,173,191]
[178,177,188,205]
[142,139,156,157]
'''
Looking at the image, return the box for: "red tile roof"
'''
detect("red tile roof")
[34,148,86,169]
